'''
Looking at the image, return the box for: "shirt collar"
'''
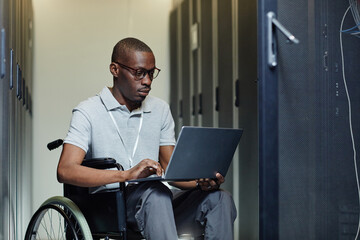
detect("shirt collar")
[99,86,151,113]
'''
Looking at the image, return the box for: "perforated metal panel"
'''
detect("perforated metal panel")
[259,0,360,239]
[277,0,318,239]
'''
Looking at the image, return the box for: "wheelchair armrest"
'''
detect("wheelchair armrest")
[81,158,124,171]
[64,157,127,234]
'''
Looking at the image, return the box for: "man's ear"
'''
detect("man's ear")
[110,63,118,77]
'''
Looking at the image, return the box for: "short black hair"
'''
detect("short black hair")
[111,37,153,62]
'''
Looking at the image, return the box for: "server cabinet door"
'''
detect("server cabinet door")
[258,0,279,238]
[216,0,235,194]
[1,0,11,239]
[181,0,192,127]
[170,9,180,136]
[191,0,199,126]
[200,0,215,128]
[237,0,258,238]
[0,0,6,235]
[258,0,360,239]
[217,0,234,129]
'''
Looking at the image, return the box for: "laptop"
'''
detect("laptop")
[127,126,243,182]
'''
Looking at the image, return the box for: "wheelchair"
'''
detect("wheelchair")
[25,139,139,240]
[25,140,198,240]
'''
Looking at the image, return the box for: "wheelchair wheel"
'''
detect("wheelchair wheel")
[25,196,93,240]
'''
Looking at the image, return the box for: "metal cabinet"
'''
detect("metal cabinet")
[0,0,33,239]
[171,0,360,239]
[258,0,360,239]
[170,0,244,237]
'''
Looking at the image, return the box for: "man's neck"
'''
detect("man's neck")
[109,87,141,112]
[127,102,141,112]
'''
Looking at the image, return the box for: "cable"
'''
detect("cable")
[349,0,360,30]
[349,0,360,23]
[340,5,360,240]
[341,23,360,32]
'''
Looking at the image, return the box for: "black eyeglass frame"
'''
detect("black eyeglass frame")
[114,61,161,80]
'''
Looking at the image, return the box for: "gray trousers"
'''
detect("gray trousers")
[125,181,237,240]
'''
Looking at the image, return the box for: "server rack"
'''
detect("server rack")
[171,0,360,239]
[0,0,33,239]
[258,0,360,239]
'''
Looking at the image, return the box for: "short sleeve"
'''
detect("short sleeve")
[64,108,91,153]
[159,104,176,146]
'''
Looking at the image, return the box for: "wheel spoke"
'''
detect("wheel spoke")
[49,208,55,239]
[40,212,51,239]
[58,210,65,239]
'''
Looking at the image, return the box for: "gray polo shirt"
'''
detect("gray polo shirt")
[64,86,176,170]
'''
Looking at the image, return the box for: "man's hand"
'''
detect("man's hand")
[126,159,163,180]
[196,173,225,191]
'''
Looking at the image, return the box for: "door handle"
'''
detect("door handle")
[267,12,299,68]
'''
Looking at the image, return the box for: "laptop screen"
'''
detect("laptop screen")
[164,126,243,180]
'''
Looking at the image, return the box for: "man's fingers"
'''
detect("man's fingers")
[146,164,162,176]
[135,159,164,177]
[156,164,163,176]
[215,173,225,184]
[196,175,223,191]
[149,162,162,176]
[209,179,218,188]
[197,179,215,191]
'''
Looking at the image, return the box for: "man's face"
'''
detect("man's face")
[112,50,155,107]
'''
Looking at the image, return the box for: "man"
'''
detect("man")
[57,37,236,240]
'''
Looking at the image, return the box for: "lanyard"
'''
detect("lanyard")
[108,111,143,168]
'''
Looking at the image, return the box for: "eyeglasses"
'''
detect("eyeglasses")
[114,61,161,80]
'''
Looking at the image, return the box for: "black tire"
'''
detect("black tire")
[25,196,92,240]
